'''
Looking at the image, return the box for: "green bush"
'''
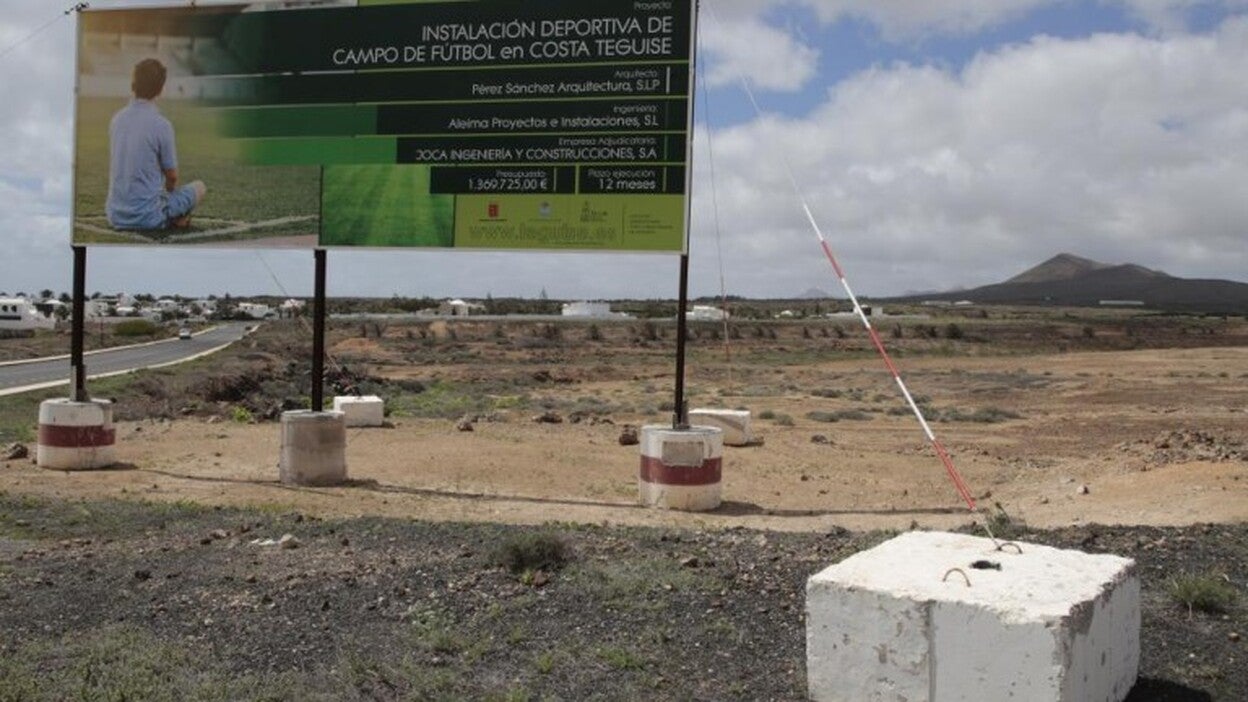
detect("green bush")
[806,409,873,423]
[113,319,160,337]
[494,532,568,574]
[1168,574,1238,614]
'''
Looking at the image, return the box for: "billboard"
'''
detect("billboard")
[72,0,695,252]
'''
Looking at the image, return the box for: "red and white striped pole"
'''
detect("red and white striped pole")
[804,203,977,512]
[706,0,981,515]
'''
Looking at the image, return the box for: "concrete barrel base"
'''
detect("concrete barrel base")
[806,531,1139,702]
[37,398,117,470]
[279,410,347,486]
[332,395,385,427]
[638,425,724,511]
[688,408,753,446]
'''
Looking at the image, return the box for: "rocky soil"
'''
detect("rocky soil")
[0,495,1243,700]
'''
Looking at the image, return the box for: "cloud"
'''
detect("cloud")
[4,2,1248,300]
[688,16,1248,294]
[1115,0,1248,32]
[699,7,820,92]
[716,0,1248,40]
[793,0,1061,40]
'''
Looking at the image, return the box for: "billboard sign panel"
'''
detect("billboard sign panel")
[72,0,695,252]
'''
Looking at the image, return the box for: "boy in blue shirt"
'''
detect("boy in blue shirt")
[106,58,207,230]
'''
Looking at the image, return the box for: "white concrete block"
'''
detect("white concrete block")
[279,410,347,486]
[332,395,385,427]
[806,531,1139,702]
[37,398,117,470]
[638,425,723,511]
[688,408,753,446]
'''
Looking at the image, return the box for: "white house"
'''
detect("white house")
[438,299,485,317]
[236,302,274,319]
[562,301,614,318]
[686,305,729,322]
[83,299,114,318]
[280,299,307,317]
[0,297,55,331]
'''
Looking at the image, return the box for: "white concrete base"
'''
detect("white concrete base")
[37,398,117,470]
[806,531,1139,702]
[638,425,723,511]
[279,410,347,486]
[688,408,753,446]
[332,395,385,427]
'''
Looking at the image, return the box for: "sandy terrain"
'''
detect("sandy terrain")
[5,343,1245,533]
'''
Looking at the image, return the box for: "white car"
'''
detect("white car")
[178,327,193,340]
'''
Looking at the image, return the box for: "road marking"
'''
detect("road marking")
[0,341,237,398]
[0,326,222,368]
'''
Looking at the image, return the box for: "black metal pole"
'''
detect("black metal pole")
[673,253,691,430]
[312,248,327,412]
[70,245,88,402]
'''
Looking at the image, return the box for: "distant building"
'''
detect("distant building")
[236,302,274,319]
[83,299,113,318]
[438,299,485,317]
[826,304,881,319]
[280,299,307,318]
[686,305,729,321]
[0,297,55,331]
[562,301,614,318]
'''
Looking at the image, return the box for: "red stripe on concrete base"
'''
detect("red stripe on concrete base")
[38,424,116,448]
[639,457,722,486]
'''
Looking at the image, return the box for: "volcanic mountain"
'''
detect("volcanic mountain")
[902,253,1248,313]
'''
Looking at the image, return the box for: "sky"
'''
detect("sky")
[1,0,1247,300]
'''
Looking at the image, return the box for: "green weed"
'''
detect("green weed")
[1168,574,1238,614]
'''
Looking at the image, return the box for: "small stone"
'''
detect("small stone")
[1230,632,1241,643]
[680,556,700,568]
[1038,496,1050,505]
[532,411,563,424]
[455,417,475,432]
[531,570,550,588]
[278,534,301,550]
[3,443,29,461]
[133,569,152,581]
[810,435,830,445]
[209,529,229,540]
[618,425,640,446]
[1076,484,1090,495]
[244,574,257,584]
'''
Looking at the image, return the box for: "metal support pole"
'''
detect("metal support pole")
[672,253,691,430]
[311,248,327,412]
[70,245,88,402]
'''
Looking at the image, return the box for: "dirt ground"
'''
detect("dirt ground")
[5,340,1245,534]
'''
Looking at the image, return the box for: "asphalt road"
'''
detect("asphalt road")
[0,323,252,397]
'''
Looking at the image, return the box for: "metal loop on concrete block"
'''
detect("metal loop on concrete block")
[997,542,1024,554]
[942,567,972,587]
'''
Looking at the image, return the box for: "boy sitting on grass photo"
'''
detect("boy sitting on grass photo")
[106,58,207,231]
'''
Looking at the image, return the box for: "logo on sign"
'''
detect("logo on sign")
[580,202,609,223]
[488,202,500,219]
